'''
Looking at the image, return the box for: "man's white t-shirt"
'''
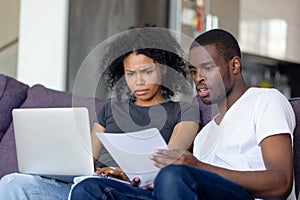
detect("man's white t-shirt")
[193,87,296,199]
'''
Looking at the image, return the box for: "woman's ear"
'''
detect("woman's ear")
[159,64,167,75]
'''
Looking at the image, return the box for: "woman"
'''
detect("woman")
[69,25,201,199]
[93,26,200,170]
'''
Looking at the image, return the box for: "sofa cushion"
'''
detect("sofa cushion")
[0,123,18,178]
[0,74,29,141]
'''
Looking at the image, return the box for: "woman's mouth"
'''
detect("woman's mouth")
[134,89,149,96]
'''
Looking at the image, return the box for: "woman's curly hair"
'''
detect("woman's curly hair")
[101,25,189,100]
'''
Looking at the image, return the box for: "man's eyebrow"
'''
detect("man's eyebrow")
[188,64,196,69]
[192,61,214,68]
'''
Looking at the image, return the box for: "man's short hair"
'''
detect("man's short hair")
[190,29,241,62]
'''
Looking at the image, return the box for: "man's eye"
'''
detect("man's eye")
[190,69,197,75]
[204,65,214,71]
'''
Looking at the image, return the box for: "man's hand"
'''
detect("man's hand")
[150,149,200,168]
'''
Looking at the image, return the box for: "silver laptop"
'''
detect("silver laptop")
[12,107,94,182]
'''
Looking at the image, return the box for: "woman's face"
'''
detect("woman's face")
[123,53,164,106]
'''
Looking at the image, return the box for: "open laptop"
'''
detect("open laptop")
[12,107,94,182]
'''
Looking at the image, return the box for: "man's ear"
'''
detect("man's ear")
[231,56,241,74]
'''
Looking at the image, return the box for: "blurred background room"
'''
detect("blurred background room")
[0,0,299,98]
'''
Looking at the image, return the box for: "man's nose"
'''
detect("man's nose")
[193,70,205,83]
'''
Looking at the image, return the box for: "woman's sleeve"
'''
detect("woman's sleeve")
[97,102,110,127]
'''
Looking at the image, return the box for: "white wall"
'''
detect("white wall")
[17,0,69,91]
[210,0,240,38]
[0,0,19,78]
[240,0,300,63]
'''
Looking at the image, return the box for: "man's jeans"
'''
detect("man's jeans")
[70,164,253,200]
[0,173,71,200]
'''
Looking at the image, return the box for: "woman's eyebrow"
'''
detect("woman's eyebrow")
[125,69,135,73]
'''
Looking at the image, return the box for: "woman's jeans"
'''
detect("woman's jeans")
[70,164,253,200]
[0,173,71,200]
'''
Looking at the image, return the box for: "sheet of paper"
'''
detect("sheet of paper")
[96,128,168,186]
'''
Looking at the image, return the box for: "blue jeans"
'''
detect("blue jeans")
[154,164,254,200]
[70,164,254,200]
[0,173,72,200]
[70,177,153,200]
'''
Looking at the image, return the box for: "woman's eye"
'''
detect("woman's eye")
[126,72,134,77]
[144,70,153,75]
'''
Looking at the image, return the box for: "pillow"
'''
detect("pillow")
[0,74,29,141]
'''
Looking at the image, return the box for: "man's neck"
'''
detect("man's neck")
[215,84,249,124]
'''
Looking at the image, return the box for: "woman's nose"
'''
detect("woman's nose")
[135,73,145,85]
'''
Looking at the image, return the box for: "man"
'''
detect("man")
[70,29,296,200]
[151,29,296,199]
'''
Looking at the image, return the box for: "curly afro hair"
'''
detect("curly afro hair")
[100,25,190,100]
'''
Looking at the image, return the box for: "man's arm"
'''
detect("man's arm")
[151,133,293,199]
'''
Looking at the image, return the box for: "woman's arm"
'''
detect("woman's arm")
[91,122,105,164]
[168,121,200,151]
[92,123,130,182]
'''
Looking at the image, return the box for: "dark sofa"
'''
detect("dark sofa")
[0,74,107,178]
[0,74,299,197]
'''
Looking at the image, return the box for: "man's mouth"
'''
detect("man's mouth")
[197,86,210,98]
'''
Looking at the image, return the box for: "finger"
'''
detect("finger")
[142,182,154,191]
[150,156,172,169]
[147,183,154,191]
[154,149,185,159]
[96,167,111,176]
[150,153,176,165]
[130,177,140,187]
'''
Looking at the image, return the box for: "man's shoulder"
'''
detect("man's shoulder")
[248,87,281,95]
[246,87,286,101]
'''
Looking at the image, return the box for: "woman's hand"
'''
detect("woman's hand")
[95,166,130,182]
[130,177,154,191]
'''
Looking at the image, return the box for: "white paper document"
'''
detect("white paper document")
[96,128,168,186]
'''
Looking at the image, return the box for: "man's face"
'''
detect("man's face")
[189,45,234,105]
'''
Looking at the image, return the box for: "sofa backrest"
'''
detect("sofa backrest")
[0,77,108,178]
[289,98,300,196]
[0,74,29,141]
